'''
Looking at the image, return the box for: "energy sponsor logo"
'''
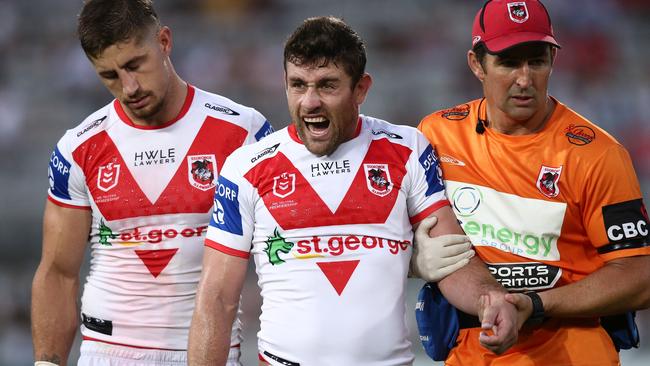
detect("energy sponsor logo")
[451,186,482,217]
[49,147,72,199]
[602,199,649,245]
[187,154,217,191]
[210,175,243,235]
[97,162,120,192]
[487,262,562,291]
[418,144,444,197]
[447,181,565,261]
[311,159,351,177]
[97,220,208,246]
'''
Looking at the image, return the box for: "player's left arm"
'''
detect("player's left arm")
[508,145,650,317]
[188,248,248,365]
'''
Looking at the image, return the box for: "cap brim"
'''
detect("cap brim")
[484,32,561,53]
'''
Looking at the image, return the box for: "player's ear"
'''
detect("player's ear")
[468,50,485,82]
[354,73,372,105]
[158,26,172,56]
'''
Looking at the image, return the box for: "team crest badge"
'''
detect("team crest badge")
[97,162,120,192]
[507,2,529,23]
[364,164,393,197]
[536,165,562,198]
[187,155,217,191]
[273,172,295,198]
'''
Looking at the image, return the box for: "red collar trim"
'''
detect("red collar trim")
[114,84,194,130]
[287,116,363,144]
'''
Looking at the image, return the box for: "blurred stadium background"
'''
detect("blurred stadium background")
[0,0,648,364]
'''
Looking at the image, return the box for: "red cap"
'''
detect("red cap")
[472,0,560,53]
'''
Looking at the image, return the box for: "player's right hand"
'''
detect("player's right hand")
[411,216,475,282]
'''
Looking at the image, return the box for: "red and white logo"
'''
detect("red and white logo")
[273,172,295,198]
[364,163,393,197]
[507,2,529,23]
[97,162,120,192]
[187,155,216,191]
[536,165,562,198]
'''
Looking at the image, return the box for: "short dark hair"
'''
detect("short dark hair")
[284,16,367,86]
[78,0,161,59]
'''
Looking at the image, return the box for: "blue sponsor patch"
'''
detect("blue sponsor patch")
[254,120,274,141]
[209,176,243,235]
[418,144,445,196]
[48,147,72,199]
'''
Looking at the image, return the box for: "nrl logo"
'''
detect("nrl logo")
[364,163,393,197]
[273,172,295,198]
[97,162,120,192]
[187,155,217,191]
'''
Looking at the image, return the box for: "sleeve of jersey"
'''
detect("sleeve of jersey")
[205,154,255,259]
[406,132,450,225]
[249,109,274,143]
[47,135,91,209]
[583,144,650,261]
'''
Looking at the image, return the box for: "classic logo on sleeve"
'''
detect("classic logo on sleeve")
[187,155,217,191]
[255,120,274,141]
[364,164,393,197]
[602,199,649,248]
[210,176,243,235]
[97,162,120,192]
[49,147,72,199]
[418,144,444,197]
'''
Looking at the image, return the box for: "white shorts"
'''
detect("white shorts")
[78,340,241,366]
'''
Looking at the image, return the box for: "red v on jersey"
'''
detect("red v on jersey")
[73,117,247,221]
[245,139,412,230]
[317,260,360,295]
[135,249,179,277]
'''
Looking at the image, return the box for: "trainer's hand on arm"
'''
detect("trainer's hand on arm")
[477,291,529,354]
[410,215,475,282]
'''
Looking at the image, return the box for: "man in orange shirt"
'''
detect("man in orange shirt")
[418,0,650,365]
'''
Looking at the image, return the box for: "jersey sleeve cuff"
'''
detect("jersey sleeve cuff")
[409,200,450,225]
[599,246,650,262]
[205,239,250,259]
[47,195,91,210]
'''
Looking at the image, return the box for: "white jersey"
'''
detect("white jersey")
[205,115,448,366]
[47,84,273,350]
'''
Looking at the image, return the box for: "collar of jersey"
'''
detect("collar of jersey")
[288,116,363,144]
[114,83,195,130]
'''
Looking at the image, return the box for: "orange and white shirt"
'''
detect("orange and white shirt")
[419,97,650,366]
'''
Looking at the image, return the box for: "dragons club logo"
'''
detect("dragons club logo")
[187,155,216,191]
[507,2,529,23]
[97,162,120,192]
[264,228,294,265]
[364,164,392,197]
[536,165,562,198]
[273,172,296,198]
